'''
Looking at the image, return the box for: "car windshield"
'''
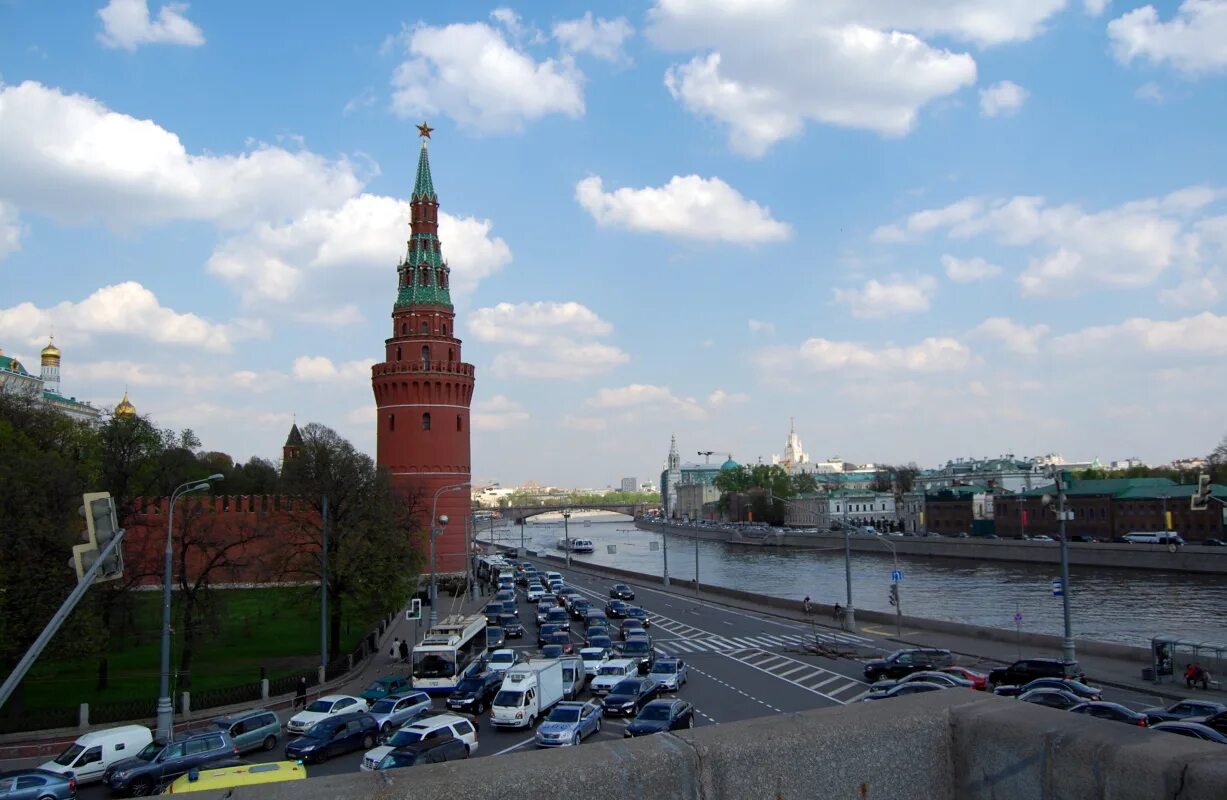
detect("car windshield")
[612,680,641,694]
[365,681,387,693]
[547,707,580,723]
[304,723,335,739]
[386,729,426,747]
[53,743,84,766]
[135,741,163,761]
[454,678,481,693]
[598,665,625,676]
[494,690,523,707]
[305,699,334,713]
[371,699,397,713]
[413,651,457,678]
[650,662,676,674]
[638,705,672,721]
[490,653,514,665]
[623,642,648,654]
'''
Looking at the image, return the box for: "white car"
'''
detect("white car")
[286,694,369,734]
[526,583,547,602]
[580,647,610,680]
[590,659,637,695]
[487,648,522,676]
[360,714,479,771]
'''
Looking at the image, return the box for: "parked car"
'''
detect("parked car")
[359,675,413,705]
[39,725,153,786]
[1017,688,1083,710]
[368,692,433,739]
[373,735,470,770]
[625,700,695,737]
[534,700,604,747]
[1069,701,1150,727]
[605,599,629,618]
[939,666,988,690]
[104,729,238,796]
[208,708,282,754]
[0,769,77,800]
[609,584,635,601]
[863,649,954,683]
[361,714,478,771]
[647,657,689,691]
[868,671,973,694]
[601,678,662,717]
[860,683,946,702]
[1187,710,1227,736]
[625,606,652,628]
[993,678,1102,701]
[286,695,369,735]
[497,613,525,639]
[987,659,1083,689]
[1150,721,1227,744]
[285,713,379,764]
[1142,699,1227,724]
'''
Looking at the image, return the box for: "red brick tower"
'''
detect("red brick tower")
[372,124,474,572]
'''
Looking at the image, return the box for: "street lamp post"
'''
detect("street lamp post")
[157,474,223,742]
[1054,471,1076,664]
[429,482,469,630]
[562,509,572,568]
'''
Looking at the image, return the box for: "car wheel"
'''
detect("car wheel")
[263,734,277,751]
[381,722,392,739]
[572,733,580,746]
[527,713,536,727]
[130,778,155,797]
[595,717,602,732]
[687,716,694,728]
[362,733,375,749]
[475,700,486,714]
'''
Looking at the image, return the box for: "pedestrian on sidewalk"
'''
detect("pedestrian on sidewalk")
[1186,663,1199,689]
[390,637,401,663]
[294,676,307,710]
[802,595,811,614]
[833,602,844,629]
[399,639,410,662]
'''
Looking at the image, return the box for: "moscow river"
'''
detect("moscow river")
[479,513,1227,648]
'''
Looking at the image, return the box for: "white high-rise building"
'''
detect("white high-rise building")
[772,418,809,475]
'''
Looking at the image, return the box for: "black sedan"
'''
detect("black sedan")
[1187,710,1227,736]
[486,626,506,649]
[542,630,573,654]
[1142,699,1227,724]
[497,613,525,639]
[1069,701,1150,727]
[601,677,662,716]
[1151,721,1227,744]
[446,671,503,715]
[537,623,566,649]
[569,599,592,620]
[625,606,652,628]
[1018,688,1083,710]
[610,584,635,601]
[625,699,695,737]
[605,599,629,618]
[993,677,1102,701]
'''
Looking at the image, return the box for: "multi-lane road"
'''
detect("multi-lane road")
[6,557,1178,797]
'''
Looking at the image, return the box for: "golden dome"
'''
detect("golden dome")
[114,391,137,419]
[41,338,61,365]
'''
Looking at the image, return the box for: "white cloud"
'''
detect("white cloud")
[207,194,510,307]
[1085,0,1111,14]
[707,389,748,407]
[389,20,584,133]
[575,175,791,243]
[748,319,775,336]
[0,81,361,230]
[0,201,23,262]
[0,281,250,353]
[971,317,1050,354]
[769,336,973,373]
[1160,269,1223,309]
[97,0,204,51]
[561,414,607,431]
[469,301,628,380]
[472,395,530,431]
[833,275,937,319]
[1135,81,1165,102]
[291,356,372,382]
[872,198,985,242]
[1054,312,1227,355]
[1108,1,1227,74]
[979,80,1029,117]
[942,254,1004,282]
[553,13,634,61]
[585,384,705,420]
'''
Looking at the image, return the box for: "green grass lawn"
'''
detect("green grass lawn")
[15,587,377,712]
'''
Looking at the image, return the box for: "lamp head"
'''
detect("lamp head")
[208,473,225,482]
[438,515,449,528]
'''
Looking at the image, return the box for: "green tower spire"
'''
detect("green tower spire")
[395,123,451,309]
[412,139,437,202]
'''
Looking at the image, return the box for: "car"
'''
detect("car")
[1142,699,1227,724]
[361,714,479,771]
[548,581,564,595]
[620,619,648,640]
[1203,539,1227,547]
[208,708,282,754]
[543,631,573,654]
[541,644,565,659]
[939,666,988,690]
[1017,688,1083,710]
[647,657,689,691]
[602,677,662,716]
[591,659,639,695]
[161,760,306,794]
[104,729,238,796]
[526,583,547,602]
[618,638,655,674]
[484,602,505,624]
[486,625,506,649]
[562,590,584,608]
[535,700,604,747]
[368,692,433,738]
[1187,710,1227,736]
[446,671,503,717]
[497,613,525,639]
[536,601,556,625]
[1071,535,1100,543]
[993,678,1102,701]
[538,623,566,648]
[954,532,970,539]
[863,649,955,683]
[987,658,1083,689]
[1030,535,1055,542]
[625,606,652,628]
[569,599,592,620]
[1150,721,1227,744]
[625,700,695,737]
[359,675,413,704]
[869,671,974,694]
[860,683,946,702]
[286,694,369,735]
[580,647,610,680]
[0,769,77,800]
[605,599,629,618]
[285,712,378,764]
[486,649,524,677]
[374,734,470,769]
[588,634,614,652]
[609,584,636,601]
[544,608,571,631]
[1069,701,1150,727]
[585,623,610,644]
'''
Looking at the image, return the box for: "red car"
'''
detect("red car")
[940,666,988,690]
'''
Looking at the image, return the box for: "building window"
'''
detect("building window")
[457,414,462,432]
[422,413,431,431]
[421,345,430,364]
[448,347,454,361]
[400,323,407,335]
[443,323,449,336]
[388,413,395,432]
[421,322,429,334]
[396,346,401,361]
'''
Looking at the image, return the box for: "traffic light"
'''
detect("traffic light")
[888,584,899,607]
[405,598,422,621]
[73,492,124,583]
[1191,474,1211,511]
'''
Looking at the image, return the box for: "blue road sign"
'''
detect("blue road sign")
[1014,612,1023,624]
[1051,578,1064,597]
[891,569,903,583]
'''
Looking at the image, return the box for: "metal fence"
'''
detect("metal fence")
[190,680,263,710]
[93,697,158,725]
[0,706,78,735]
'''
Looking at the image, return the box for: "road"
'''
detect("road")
[9,557,1182,797]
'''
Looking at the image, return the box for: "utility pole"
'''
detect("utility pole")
[1055,471,1075,664]
[662,529,670,586]
[320,495,328,683]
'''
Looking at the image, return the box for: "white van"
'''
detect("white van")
[40,725,153,784]
[1123,531,1185,545]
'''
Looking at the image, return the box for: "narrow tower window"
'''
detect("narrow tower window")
[421,322,429,334]
[388,413,395,432]
[396,346,402,361]
[457,414,463,432]
[421,345,430,365]
[401,322,407,335]
[442,323,448,336]
[422,412,431,431]
[448,348,454,361]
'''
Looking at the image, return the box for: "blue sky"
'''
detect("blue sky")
[2,0,1225,487]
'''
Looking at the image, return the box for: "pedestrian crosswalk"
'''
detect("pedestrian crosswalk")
[649,617,870,651]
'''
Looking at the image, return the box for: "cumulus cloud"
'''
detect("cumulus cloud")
[472,395,530,431]
[1053,312,1227,355]
[468,301,628,379]
[0,201,23,262]
[291,356,373,382]
[747,319,775,336]
[942,254,1003,282]
[389,19,584,133]
[553,13,633,61]
[707,389,748,407]
[1108,1,1227,74]
[1085,0,1112,14]
[833,275,937,319]
[1159,269,1224,309]
[585,383,705,420]
[971,317,1050,354]
[0,282,252,353]
[575,175,790,243]
[979,80,1029,117]
[97,0,204,51]
[765,336,973,374]
[0,81,361,229]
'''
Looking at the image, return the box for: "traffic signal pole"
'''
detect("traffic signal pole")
[0,529,126,711]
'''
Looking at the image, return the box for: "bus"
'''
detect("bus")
[411,613,487,694]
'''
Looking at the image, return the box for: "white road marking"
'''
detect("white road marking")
[492,736,536,756]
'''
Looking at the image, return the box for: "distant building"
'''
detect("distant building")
[771,419,809,474]
[639,480,657,493]
[675,482,721,521]
[916,456,1046,494]
[620,477,638,493]
[0,339,103,424]
[660,434,737,519]
[1110,457,1147,470]
[1171,457,1207,472]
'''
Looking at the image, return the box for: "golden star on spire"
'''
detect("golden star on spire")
[416,121,434,139]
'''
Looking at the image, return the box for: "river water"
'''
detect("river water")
[479,514,1227,648]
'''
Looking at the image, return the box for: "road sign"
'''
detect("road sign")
[649,541,659,551]
[1051,578,1064,597]
[606,544,617,554]
[1014,612,1023,624]
[891,569,903,583]
[405,598,422,620]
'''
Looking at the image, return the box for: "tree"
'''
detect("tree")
[1208,434,1227,485]
[792,472,820,495]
